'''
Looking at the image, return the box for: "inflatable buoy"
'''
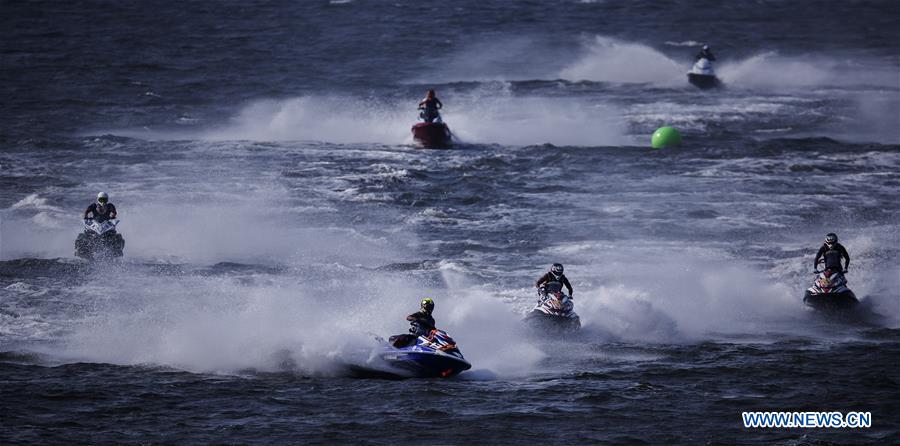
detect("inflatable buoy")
[651,126,682,149]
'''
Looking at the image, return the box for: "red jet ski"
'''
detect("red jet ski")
[411,121,452,148]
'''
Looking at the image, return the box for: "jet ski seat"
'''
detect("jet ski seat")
[389,334,416,348]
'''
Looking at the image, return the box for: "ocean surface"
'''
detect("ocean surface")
[2,1,899,444]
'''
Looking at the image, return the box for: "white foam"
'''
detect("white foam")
[717,52,900,90]
[560,36,684,85]
[202,96,411,144]
[150,92,632,147]
[40,260,550,377]
[11,194,64,212]
[532,242,810,341]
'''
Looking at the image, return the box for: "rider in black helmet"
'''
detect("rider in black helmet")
[696,44,716,61]
[390,298,437,348]
[535,263,574,297]
[814,233,850,273]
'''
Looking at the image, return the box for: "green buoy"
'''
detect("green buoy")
[651,126,682,149]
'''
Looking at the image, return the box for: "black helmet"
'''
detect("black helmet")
[825,233,838,244]
[421,298,434,313]
[550,263,564,276]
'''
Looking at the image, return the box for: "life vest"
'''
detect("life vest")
[823,248,843,270]
[408,313,435,336]
[89,203,115,222]
[544,275,564,293]
[421,98,440,112]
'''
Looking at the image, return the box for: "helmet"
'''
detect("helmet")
[97,191,109,205]
[825,233,838,245]
[550,263,564,276]
[421,298,434,313]
[702,44,709,50]
[426,89,436,98]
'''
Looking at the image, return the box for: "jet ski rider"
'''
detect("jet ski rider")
[814,233,850,274]
[535,263,574,297]
[390,298,437,348]
[418,89,443,123]
[696,44,716,61]
[83,192,117,224]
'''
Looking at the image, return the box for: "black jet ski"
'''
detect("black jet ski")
[524,282,581,333]
[75,218,124,260]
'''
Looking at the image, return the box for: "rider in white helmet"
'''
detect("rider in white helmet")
[535,263,574,297]
[83,191,117,223]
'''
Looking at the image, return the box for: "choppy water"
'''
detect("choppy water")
[2,1,899,444]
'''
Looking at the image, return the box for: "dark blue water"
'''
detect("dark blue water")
[2,1,899,444]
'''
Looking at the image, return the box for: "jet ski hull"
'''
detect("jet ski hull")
[524,310,581,333]
[75,232,124,261]
[803,290,859,311]
[375,330,471,378]
[380,350,471,378]
[411,122,452,148]
[687,73,721,89]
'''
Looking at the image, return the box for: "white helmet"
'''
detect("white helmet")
[702,44,709,50]
[97,191,109,205]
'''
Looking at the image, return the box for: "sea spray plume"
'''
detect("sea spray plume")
[717,51,900,89]
[418,35,580,83]
[199,91,632,147]
[443,86,631,146]
[559,36,684,85]
[437,264,547,377]
[205,96,411,144]
[717,52,831,88]
[552,245,805,341]
[58,263,439,376]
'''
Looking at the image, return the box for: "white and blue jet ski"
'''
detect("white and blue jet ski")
[687,57,721,89]
[75,219,124,261]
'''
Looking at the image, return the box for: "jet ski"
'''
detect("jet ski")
[687,58,721,89]
[803,267,858,312]
[378,329,471,378]
[524,282,581,332]
[411,110,452,148]
[75,219,124,261]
